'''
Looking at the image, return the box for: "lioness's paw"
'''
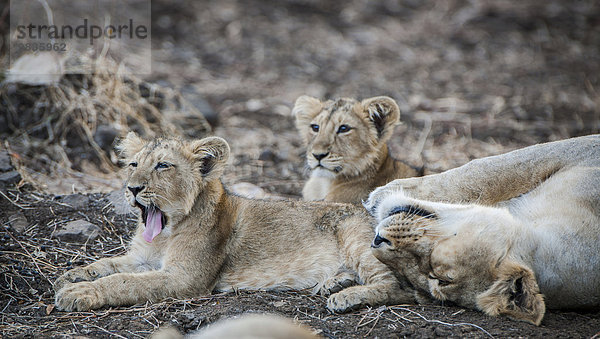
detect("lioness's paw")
[364,178,422,216]
[326,288,366,313]
[54,267,100,291]
[55,282,104,312]
[364,184,396,216]
[320,271,357,296]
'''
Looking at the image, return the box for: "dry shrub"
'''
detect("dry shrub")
[0,55,211,192]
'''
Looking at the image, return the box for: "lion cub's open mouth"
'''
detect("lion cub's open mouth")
[136,202,167,243]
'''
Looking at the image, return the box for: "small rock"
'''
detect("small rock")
[180,85,218,126]
[179,115,213,139]
[93,125,119,153]
[33,248,47,258]
[60,194,90,209]
[180,312,196,322]
[417,327,434,337]
[230,182,267,199]
[179,311,205,330]
[0,171,21,185]
[107,189,136,215]
[271,300,286,307]
[8,211,29,233]
[54,220,100,242]
[273,104,291,116]
[5,52,64,85]
[434,326,452,337]
[0,114,7,135]
[258,149,278,162]
[0,151,14,172]
[246,99,264,111]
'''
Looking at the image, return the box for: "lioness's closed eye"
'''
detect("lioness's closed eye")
[293,95,422,204]
[54,133,414,313]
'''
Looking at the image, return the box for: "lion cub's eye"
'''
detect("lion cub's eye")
[310,124,320,132]
[155,162,172,170]
[129,162,138,168]
[337,124,351,133]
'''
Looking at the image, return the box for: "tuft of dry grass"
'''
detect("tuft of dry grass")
[0,55,211,193]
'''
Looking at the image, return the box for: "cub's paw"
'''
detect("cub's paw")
[326,287,366,313]
[55,282,104,312]
[54,267,100,292]
[320,270,357,297]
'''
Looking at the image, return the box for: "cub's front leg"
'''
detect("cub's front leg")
[327,216,415,312]
[53,255,140,292]
[55,236,225,312]
[54,270,200,312]
[320,267,357,296]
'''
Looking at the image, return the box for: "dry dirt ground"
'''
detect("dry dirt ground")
[1,0,600,338]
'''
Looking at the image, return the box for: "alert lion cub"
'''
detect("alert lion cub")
[54,133,411,312]
[293,95,421,204]
[365,135,600,325]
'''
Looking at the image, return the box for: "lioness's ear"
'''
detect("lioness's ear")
[360,96,400,141]
[116,132,146,160]
[292,95,322,131]
[476,261,545,326]
[187,137,230,179]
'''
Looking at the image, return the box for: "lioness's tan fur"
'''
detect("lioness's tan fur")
[293,95,421,204]
[54,134,411,312]
[365,135,600,325]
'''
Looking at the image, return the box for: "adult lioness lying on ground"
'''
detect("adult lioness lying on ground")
[364,135,600,325]
[293,95,422,203]
[54,133,412,312]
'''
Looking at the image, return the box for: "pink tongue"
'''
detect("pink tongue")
[143,208,163,243]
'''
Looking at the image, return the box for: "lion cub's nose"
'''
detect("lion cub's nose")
[128,185,145,197]
[313,152,329,161]
[372,234,391,247]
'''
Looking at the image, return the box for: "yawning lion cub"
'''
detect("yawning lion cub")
[54,133,411,312]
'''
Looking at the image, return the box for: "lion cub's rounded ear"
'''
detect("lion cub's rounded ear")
[116,131,146,160]
[186,137,231,178]
[292,95,323,129]
[360,96,400,141]
[476,261,545,326]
